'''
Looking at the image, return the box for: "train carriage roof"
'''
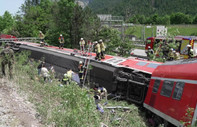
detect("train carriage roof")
[152,58,197,81]
[12,41,162,75]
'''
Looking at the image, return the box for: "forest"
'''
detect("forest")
[89,0,197,16]
[88,0,197,24]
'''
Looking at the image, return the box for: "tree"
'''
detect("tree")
[97,26,134,57]
[13,0,52,37]
[170,12,192,24]
[193,15,197,24]
[0,11,15,34]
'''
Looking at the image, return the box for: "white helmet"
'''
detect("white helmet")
[64,73,67,77]
[94,41,98,44]
[170,48,173,51]
[148,46,151,49]
[60,34,62,36]
[187,44,191,48]
[173,50,176,53]
[80,38,83,41]
[39,31,42,33]
[190,49,194,52]
[99,39,102,42]
[79,61,83,64]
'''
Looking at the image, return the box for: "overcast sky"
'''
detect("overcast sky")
[0,0,25,16]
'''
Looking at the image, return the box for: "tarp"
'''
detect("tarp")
[72,73,80,84]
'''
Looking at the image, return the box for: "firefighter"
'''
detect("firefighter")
[99,39,105,59]
[58,34,65,49]
[187,45,193,58]
[94,41,101,61]
[39,31,45,47]
[0,43,14,79]
[146,46,154,60]
[78,61,84,83]
[173,51,180,60]
[62,73,69,85]
[37,61,45,75]
[189,49,194,58]
[168,48,174,61]
[79,38,85,54]
[94,84,107,101]
[67,69,73,82]
[40,64,50,81]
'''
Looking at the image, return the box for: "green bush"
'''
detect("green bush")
[11,51,147,127]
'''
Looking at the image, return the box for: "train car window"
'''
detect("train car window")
[152,79,161,93]
[172,82,185,100]
[160,80,174,97]
[147,63,159,68]
[136,62,147,66]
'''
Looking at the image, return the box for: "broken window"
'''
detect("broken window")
[160,80,174,97]
[172,82,185,100]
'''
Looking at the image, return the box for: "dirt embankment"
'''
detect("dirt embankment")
[0,78,41,127]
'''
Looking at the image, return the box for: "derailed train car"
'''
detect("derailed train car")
[2,40,197,126]
[144,59,197,126]
[11,41,160,102]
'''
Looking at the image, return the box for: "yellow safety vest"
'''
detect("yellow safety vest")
[79,40,85,46]
[100,42,105,51]
[39,33,45,39]
[95,44,101,53]
[67,70,73,79]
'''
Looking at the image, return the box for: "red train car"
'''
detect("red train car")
[144,59,197,126]
[0,34,17,39]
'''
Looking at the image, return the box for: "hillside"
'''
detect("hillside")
[88,0,197,16]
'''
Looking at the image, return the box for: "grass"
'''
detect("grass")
[1,50,147,127]
[125,24,197,39]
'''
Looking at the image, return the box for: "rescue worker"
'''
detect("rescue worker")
[58,34,64,49]
[40,64,50,81]
[146,46,154,60]
[94,84,107,101]
[62,73,69,85]
[99,39,105,59]
[187,44,193,58]
[67,69,73,82]
[39,31,45,47]
[168,48,174,61]
[37,61,45,75]
[79,38,85,54]
[94,41,101,61]
[189,49,194,58]
[78,61,84,83]
[0,43,14,79]
[173,51,180,60]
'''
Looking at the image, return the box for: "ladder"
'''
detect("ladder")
[82,41,94,87]
[0,37,39,43]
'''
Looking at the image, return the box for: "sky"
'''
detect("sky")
[0,0,25,16]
